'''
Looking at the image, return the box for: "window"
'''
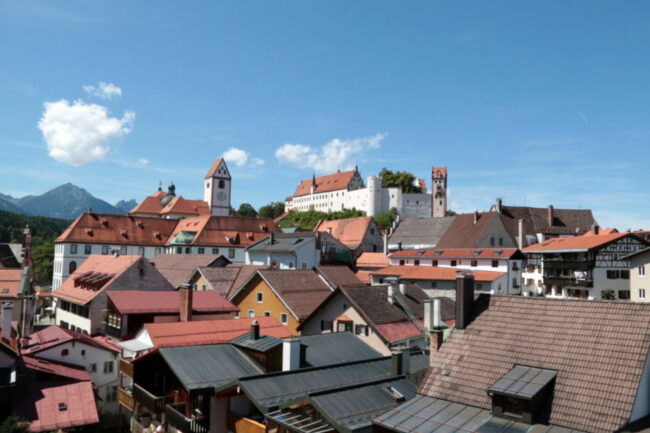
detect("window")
[69,261,77,274]
[103,361,114,374]
[451,260,457,267]
[70,244,77,254]
[81,350,85,356]
[218,180,225,189]
[60,321,69,329]
[120,246,127,255]
[280,313,289,325]
[607,270,620,279]
[201,284,207,291]
[640,266,646,276]
[492,260,499,268]
[155,247,162,255]
[234,311,240,318]
[619,290,631,300]
[228,249,235,259]
[503,396,523,418]
[256,292,263,303]
[106,386,118,402]
[476,283,483,290]
[102,245,109,255]
[399,260,405,266]
[248,309,255,318]
[138,247,145,256]
[355,324,369,336]
[498,238,503,247]
[432,260,438,266]
[621,270,630,279]
[212,248,219,254]
[89,363,97,373]
[370,228,375,235]
[84,245,92,254]
[185,247,191,254]
[639,289,646,299]
[320,320,333,331]
[414,260,420,266]
[263,311,271,317]
[176,247,183,254]
[198,247,205,254]
[302,262,307,269]
[337,321,353,332]
[490,237,495,246]
[471,260,477,267]
[61,349,69,356]
[289,262,294,268]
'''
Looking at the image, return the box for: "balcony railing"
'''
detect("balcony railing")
[103,323,123,339]
[132,384,173,414]
[118,386,134,411]
[543,277,593,288]
[120,358,134,378]
[543,260,594,270]
[166,402,208,433]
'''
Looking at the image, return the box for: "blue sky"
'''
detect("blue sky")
[1,1,649,229]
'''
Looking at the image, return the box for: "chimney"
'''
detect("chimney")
[495,198,502,214]
[270,232,275,245]
[88,206,93,213]
[397,241,402,251]
[250,320,260,340]
[2,303,12,342]
[423,299,433,332]
[455,271,475,331]
[427,298,448,365]
[387,284,396,305]
[398,282,407,296]
[383,232,388,256]
[547,205,554,226]
[113,250,119,257]
[282,337,301,371]
[327,227,332,235]
[591,224,599,235]
[391,350,410,376]
[179,284,193,322]
[473,211,479,224]
[518,219,525,250]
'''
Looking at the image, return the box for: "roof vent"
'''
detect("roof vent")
[85,228,93,236]
[120,230,128,238]
[58,402,67,411]
[101,219,109,227]
[136,221,144,229]
[384,386,405,402]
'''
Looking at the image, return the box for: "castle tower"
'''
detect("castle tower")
[367,176,382,217]
[432,167,447,218]
[204,158,232,216]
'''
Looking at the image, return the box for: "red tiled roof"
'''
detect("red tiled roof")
[150,254,225,288]
[389,248,519,260]
[22,325,121,355]
[107,290,237,315]
[355,271,372,284]
[128,190,167,215]
[0,268,22,299]
[166,215,281,247]
[21,355,92,382]
[418,178,427,191]
[292,170,357,197]
[160,196,210,216]
[356,252,390,268]
[205,157,225,179]
[14,381,99,432]
[432,167,447,179]
[372,265,505,282]
[56,213,177,246]
[313,217,372,250]
[523,232,630,253]
[144,316,293,349]
[375,320,424,342]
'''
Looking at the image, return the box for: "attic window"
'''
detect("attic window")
[473,250,482,256]
[260,224,268,232]
[493,250,503,256]
[85,228,93,236]
[58,402,67,411]
[291,238,303,244]
[136,221,144,228]
[416,250,425,256]
[101,219,108,227]
[383,386,405,402]
[1,289,8,294]
[434,250,444,256]
[121,230,128,238]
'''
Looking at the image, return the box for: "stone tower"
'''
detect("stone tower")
[432,167,447,218]
[366,176,382,217]
[204,158,231,216]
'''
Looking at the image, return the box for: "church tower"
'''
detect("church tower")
[432,166,447,218]
[204,158,232,216]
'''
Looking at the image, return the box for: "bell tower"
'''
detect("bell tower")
[432,166,447,218]
[204,158,231,216]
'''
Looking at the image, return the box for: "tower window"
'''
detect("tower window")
[218,180,225,189]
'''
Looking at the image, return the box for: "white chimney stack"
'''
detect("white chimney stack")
[398,283,407,296]
[518,219,525,250]
[387,285,396,304]
[423,299,433,332]
[433,298,443,329]
[282,338,301,371]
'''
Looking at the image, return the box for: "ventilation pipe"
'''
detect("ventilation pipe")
[429,297,448,365]
[387,284,396,305]
[473,211,479,224]
[282,337,301,371]
[383,232,388,256]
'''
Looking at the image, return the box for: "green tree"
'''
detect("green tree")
[379,168,422,193]
[374,207,399,228]
[446,210,457,216]
[233,203,257,217]
[258,202,286,219]
[33,241,54,284]
[0,417,29,433]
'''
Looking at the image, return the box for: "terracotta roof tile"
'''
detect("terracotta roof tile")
[356,252,390,268]
[150,254,225,287]
[316,265,363,288]
[166,215,280,247]
[313,217,372,249]
[20,356,93,382]
[432,167,447,179]
[107,290,237,315]
[205,157,225,179]
[355,271,372,284]
[372,265,506,282]
[160,196,210,216]
[0,268,23,299]
[523,232,631,253]
[22,325,120,355]
[292,170,357,197]
[390,248,519,260]
[419,295,650,433]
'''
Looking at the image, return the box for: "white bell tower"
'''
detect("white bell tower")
[204,158,231,216]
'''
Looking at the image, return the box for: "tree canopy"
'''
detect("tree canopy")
[379,168,422,193]
[232,203,258,217]
[278,208,365,230]
[258,201,286,219]
[374,207,399,229]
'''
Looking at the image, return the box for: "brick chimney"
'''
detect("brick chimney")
[473,211,479,224]
[547,205,554,226]
[179,284,193,322]
[455,271,475,331]
[591,224,599,235]
[425,298,448,365]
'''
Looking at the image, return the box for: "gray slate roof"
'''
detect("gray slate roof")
[159,344,262,391]
[374,394,585,433]
[299,332,381,367]
[247,232,317,253]
[231,333,283,353]
[388,217,455,250]
[489,365,557,400]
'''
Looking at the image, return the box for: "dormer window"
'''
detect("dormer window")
[488,365,557,425]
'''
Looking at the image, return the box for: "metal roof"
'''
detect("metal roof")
[488,365,557,400]
[159,344,262,391]
[299,333,381,367]
[374,395,585,433]
[266,408,333,433]
[247,233,316,253]
[231,333,283,353]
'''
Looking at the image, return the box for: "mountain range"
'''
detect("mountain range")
[0,184,137,220]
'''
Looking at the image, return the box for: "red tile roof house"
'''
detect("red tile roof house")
[386,248,523,296]
[375,274,650,433]
[105,288,238,339]
[313,216,383,258]
[299,283,455,355]
[20,325,120,424]
[0,268,23,303]
[52,254,175,335]
[149,253,229,288]
[522,229,649,300]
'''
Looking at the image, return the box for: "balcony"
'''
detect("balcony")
[543,260,594,270]
[103,323,123,339]
[543,276,593,288]
[166,402,209,433]
[118,386,134,411]
[132,383,173,414]
[120,358,134,378]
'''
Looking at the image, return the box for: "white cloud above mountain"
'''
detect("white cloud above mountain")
[275,132,387,173]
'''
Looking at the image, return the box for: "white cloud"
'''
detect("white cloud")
[275,132,388,173]
[38,99,135,166]
[222,147,264,168]
[138,157,148,165]
[83,82,122,100]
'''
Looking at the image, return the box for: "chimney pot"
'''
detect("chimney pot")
[179,284,193,322]
[455,272,475,331]
[397,241,402,251]
[270,233,275,245]
[387,285,396,304]
[327,227,332,234]
[251,320,260,340]
[383,232,388,256]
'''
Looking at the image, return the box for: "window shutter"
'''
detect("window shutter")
[354,324,360,335]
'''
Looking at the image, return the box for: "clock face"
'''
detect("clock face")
[217,191,227,201]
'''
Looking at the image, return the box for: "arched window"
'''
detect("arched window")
[69,261,77,274]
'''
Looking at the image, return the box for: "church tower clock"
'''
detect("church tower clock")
[204,158,231,216]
